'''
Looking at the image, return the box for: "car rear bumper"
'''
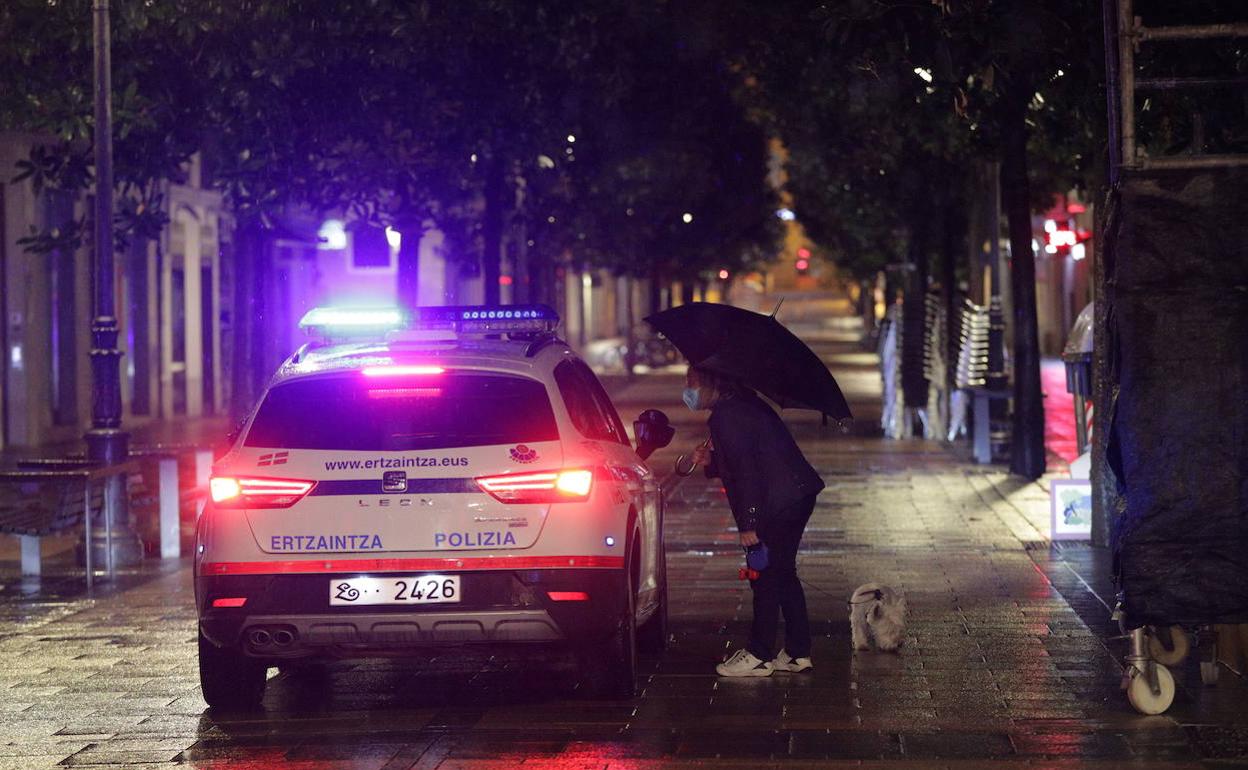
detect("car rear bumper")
[197,568,626,658]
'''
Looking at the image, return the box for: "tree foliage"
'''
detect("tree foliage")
[1,0,781,291]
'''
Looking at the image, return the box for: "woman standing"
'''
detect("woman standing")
[684,364,825,677]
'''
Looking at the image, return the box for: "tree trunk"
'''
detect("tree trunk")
[648,268,662,315]
[396,217,421,312]
[942,194,965,424]
[514,218,529,304]
[901,223,929,412]
[859,278,875,341]
[482,154,505,306]
[230,218,262,422]
[1000,65,1046,479]
[527,248,547,306]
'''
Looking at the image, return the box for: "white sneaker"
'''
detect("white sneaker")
[772,649,813,673]
[715,649,773,677]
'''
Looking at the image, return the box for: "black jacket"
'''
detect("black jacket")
[704,390,825,532]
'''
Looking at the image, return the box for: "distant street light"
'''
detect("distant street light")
[682,212,693,224]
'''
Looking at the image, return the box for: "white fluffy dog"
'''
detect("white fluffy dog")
[849,583,906,652]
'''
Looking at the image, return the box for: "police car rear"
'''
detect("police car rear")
[194,306,672,709]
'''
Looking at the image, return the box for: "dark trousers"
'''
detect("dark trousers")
[747,494,817,661]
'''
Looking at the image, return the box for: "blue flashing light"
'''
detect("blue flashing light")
[299,307,406,334]
[404,302,561,331]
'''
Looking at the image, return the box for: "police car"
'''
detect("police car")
[195,305,674,708]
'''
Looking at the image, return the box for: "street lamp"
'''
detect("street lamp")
[87,0,141,567]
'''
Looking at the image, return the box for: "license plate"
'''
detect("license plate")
[329,575,460,606]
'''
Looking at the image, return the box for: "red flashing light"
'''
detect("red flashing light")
[1067,203,1087,214]
[499,275,514,286]
[211,597,247,608]
[361,365,445,377]
[475,469,594,504]
[795,259,809,271]
[797,247,812,259]
[547,591,590,602]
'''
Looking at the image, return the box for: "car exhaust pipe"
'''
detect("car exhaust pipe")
[272,629,295,646]
[248,628,272,647]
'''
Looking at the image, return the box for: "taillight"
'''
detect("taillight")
[475,469,594,504]
[209,476,316,509]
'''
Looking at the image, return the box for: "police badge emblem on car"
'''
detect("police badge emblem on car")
[382,471,408,493]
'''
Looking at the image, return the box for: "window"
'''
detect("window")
[576,361,629,446]
[554,360,627,445]
[245,373,558,451]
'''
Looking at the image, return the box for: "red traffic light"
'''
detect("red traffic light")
[797,247,812,259]
[795,259,809,271]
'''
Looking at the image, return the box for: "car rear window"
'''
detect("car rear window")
[244,373,559,451]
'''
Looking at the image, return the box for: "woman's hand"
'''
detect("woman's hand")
[691,439,712,466]
[739,530,760,547]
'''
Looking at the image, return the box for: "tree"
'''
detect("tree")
[731,0,1104,477]
[0,0,208,253]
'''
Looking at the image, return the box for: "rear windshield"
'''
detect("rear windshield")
[245,373,559,451]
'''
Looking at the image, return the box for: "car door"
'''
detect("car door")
[559,360,661,612]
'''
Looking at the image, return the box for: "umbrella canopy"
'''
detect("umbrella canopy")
[644,302,851,420]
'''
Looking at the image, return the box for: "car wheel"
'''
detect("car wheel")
[581,569,638,699]
[198,629,267,711]
[637,552,668,654]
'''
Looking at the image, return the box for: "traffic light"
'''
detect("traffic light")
[795,247,811,274]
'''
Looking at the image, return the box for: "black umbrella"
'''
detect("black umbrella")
[644,301,852,420]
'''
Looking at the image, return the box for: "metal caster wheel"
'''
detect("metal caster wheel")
[1148,625,1189,666]
[1126,663,1175,715]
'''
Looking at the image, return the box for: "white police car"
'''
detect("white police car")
[195,305,674,708]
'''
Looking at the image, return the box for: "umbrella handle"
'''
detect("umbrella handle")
[674,454,696,477]
[674,438,711,477]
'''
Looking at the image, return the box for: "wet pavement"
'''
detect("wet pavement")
[1,294,1247,768]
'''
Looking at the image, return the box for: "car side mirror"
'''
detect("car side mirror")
[633,409,675,461]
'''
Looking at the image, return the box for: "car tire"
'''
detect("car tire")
[198,629,267,711]
[581,570,638,699]
[637,552,668,654]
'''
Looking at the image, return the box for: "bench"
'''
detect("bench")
[0,459,163,585]
[8,445,213,567]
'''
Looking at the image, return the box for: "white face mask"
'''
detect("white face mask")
[682,386,704,411]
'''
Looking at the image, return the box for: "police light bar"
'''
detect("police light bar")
[298,304,560,340]
[410,305,560,335]
[299,307,407,338]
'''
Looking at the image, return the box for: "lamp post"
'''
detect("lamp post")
[87,0,142,568]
